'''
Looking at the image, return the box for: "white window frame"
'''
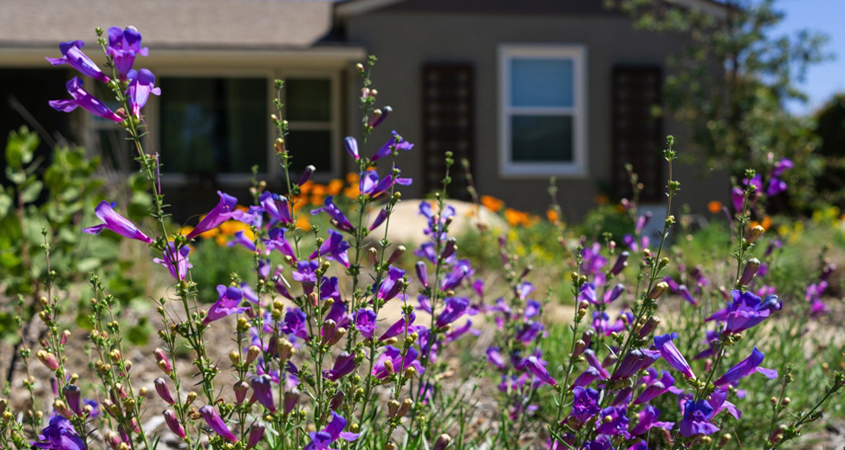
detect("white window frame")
[498,44,588,178]
[87,66,342,187]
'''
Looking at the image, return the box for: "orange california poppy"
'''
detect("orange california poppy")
[708,201,723,214]
[480,195,504,213]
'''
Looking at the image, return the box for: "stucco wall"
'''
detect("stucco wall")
[344,11,729,221]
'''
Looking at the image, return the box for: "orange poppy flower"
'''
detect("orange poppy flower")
[327,179,344,196]
[546,209,559,223]
[346,172,360,184]
[708,201,723,214]
[481,195,504,213]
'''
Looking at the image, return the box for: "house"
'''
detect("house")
[0,0,729,222]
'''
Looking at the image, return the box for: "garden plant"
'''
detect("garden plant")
[0,26,843,450]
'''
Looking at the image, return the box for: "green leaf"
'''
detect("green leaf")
[20,180,43,204]
[76,257,101,273]
[4,126,39,169]
[0,192,11,217]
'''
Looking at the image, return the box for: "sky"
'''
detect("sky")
[772,0,845,115]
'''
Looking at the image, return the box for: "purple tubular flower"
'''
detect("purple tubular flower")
[371,130,414,161]
[633,370,675,405]
[163,410,187,439]
[486,347,506,370]
[767,177,788,197]
[610,251,629,276]
[250,375,276,412]
[578,283,597,305]
[246,423,266,450]
[282,308,309,340]
[304,411,360,450]
[415,261,429,288]
[376,266,406,302]
[298,165,316,186]
[568,387,601,424]
[31,416,85,450]
[203,286,249,325]
[354,309,378,339]
[678,285,698,306]
[604,283,625,304]
[344,136,359,159]
[524,356,556,386]
[630,405,674,436]
[380,312,415,342]
[228,230,256,251]
[595,406,630,438]
[153,244,192,281]
[571,366,601,388]
[312,196,354,232]
[46,41,110,83]
[107,27,149,78]
[679,400,720,437]
[584,350,610,379]
[445,319,478,342]
[126,68,160,117]
[323,352,356,381]
[50,77,121,123]
[723,290,782,334]
[187,191,251,240]
[83,201,152,243]
[264,228,297,261]
[259,192,293,225]
[154,378,175,405]
[772,158,793,177]
[635,212,652,235]
[655,333,696,379]
[612,349,660,381]
[436,297,470,328]
[731,187,745,212]
[714,347,778,388]
[200,405,238,442]
[371,105,392,128]
[62,385,82,416]
[369,207,389,231]
[373,346,424,379]
[310,229,351,267]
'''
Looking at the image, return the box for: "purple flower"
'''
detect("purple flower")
[282,308,309,340]
[486,347,506,370]
[772,158,793,177]
[323,352,356,381]
[635,212,652,235]
[373,346,424,379]
[679,399,719,437]
[766,177,788,196]
[359,170,412,198]
[200,405,238,442]
[310,229,350,267]
[369,207,389,231]
[264,228,297,261]
[354,309,378,339]
[126,68,160,117]
[436,297,470,328]
[633,370,675,405]
[154,378,175,405]
[164,410,186,439]
[571,367,602,388]
[376,266,406,302]
[312,196,354,232]
[380,312,415,342]
[731,187,745,212]
[612,349,660,381]
[444,319,478,342]
[187,191,252,240]
[569,387,601,424]
[31,415,85,450]
[246,423,265,450]
[106,27,149,79]
[203,286,249,325]
[50,77,121,123]
[250,374,276,412]
[678,285,698,306]
[524,356,556,386]
[609,251,630,276]
[714,347,778,388]
[721,290,782,334]
[584,350,611,379]
[441,260,474,291]
[304,411,360,450]
[153,244,193,281]
[595,406,630,438]
[580,243,608,275]
[515,321,544,344]
[344,136,359,159]
[371,131,414,161]
[709,390,742,419]
[694,330,721,360]
[604,283,625,304]
[578,283,597,304]
[630,405,674,436]
[655,333,696,379]
[228,230,256,251]
[83,201,152,243]
[260,192,293,225]
[46,41,109,83]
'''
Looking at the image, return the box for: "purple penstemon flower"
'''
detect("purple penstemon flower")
[200,405,238,442]
[629,405,674,436]
[713,347,778,388]
[264,228,297,261]
[293,260,319,291]
[250,374,276,412]
[595,406,630,438]
[580,242,608,275]
[371,130,414,162]
[444,319,478,342]
[228,230,256,251]
[578,283,597,304]
[304,411,360,450]
[373,346,424,379]
[50,77,122,123]
[772,157,793,177]
[260,192,293,225]
[344,136,359,159]
[441,260,474,291]
[46,41,109,83]
[203,286,249,325]
[126,68,160,117]
[83,201,152,243]
[323,352,357,381]
[603,283,625,304]
[655,333,696,379]
[354,309,378,339]
[486,347,506,370]
[524,356,556,386]
[571,366,602,388]
[584,350,611,379]
[766,177,788,196]
[568,387,601,425]
[376,266,406,302]
[31,415,85,450]
[359,170,412,198]
[611,348,660,381]
[380,312,415,342]
[153,244,192,281]
[436,297,470,328]
[186,191,252,240]
[282,308,309,341]
[106,26,149,79]
[716,290,782,334]
[312,196,354,232]
[310,229,351,267]
[633,370,676,405]
[679,399,719,437]
[515,321,544,344]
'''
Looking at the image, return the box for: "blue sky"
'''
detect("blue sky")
[773,0,845,115]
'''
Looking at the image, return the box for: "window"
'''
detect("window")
[91,81,134,173]
[158,77,268,175]
[498,44,587,177]
[282,77,337,175]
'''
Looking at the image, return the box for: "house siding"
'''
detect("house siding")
[344,10,729,221]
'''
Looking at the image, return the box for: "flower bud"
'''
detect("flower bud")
[246,422,266,449]
[53,399,72,419]
[646,282,668,300]
[37,350,59,371]
[718,434,732,447]
[330,391,345,411]
[61,330,71,345]
[368,247,379,265]
[609,251,629,276]
[433,434,452,450]
[63,384,82,416]
[747,225,764,243]
[234,381,249,405]
[284,391,299,414]
[738,258,761,286]
[441,238,458,260]
[388,245,406,265]
[163,410,187,439]
[246,345,261,365]
[572,340,587,358]
[397,398,413,418]
[387,399,400,418]
[638,316,661,337]
[155,378,175,405]
[321,320,338,345]
[186,391,197,406]
[105,431,123,450]
[154,348,171,375]
[298,165,316,186]
[384,359,395,375]
[274,138,286,155]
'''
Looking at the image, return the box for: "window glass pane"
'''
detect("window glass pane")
[286,79,331,122]
[159,77,268,174]
[510,58,573,108]
[95,128,134,172]
[511,115,573,162]
[286,129,332,173]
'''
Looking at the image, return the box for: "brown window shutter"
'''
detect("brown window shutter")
[421,64,474,199]
[611,66,663,201]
